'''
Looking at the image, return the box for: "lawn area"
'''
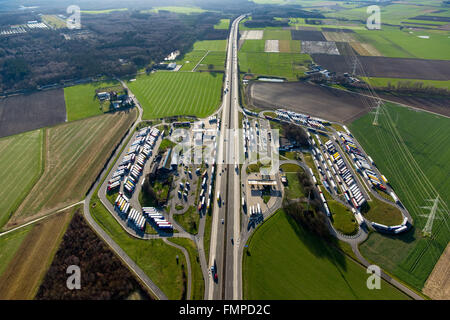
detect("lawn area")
[243,209,409,299]
[90,194,186,300]
[363,196,404,226]
[176,50,208,71]
[0,130,43,230]
[168,238,204,300]
[173,206,200,235]
[239,52,311,80]
[197,51,226,71]
[193,40,227,52]
[0,225,33,278]
[214,19,230,29]
[8,111,136,228]
[127,72,223,119]
[328,200,358,236]
[350,102,450,290]
[354,27,450,60]
[64,80,122,121]
[361,77,450,90]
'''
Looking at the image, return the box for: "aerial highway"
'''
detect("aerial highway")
[207,14,246,300]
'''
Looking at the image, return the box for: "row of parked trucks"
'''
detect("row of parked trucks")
[143,207,173,231]
[270,109,327,131]
[335,130,409,233]
[114,193,146,231]
[107,126,160,194]
[198,167,214,212]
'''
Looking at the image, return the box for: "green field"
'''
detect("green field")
[82,8,128,14]
[243,209,409,299]
[147,6,207,14]
[64,80,122,121]
[263,29,292,40]
[0,130,43,229]
[239,52,312,80]
[168,238,204,300]
[350,102,450,290]
[193,40,227,52]
[354,27,450,60]
[90,194,187,300]
[0,226,33,277]
[196,51,226,71]
[127,72,223,119]
[176,50,208,71]
[361,77,450,90]
[173,206,200,235]
[9,112,136,227]
[41,15,66,28]
[214,19,230,30]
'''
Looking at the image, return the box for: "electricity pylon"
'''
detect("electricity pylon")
[420,196,444,237]
[372,100,382,126]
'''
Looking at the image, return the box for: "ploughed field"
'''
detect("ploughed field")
[127,72,223,119]
[249,81,375,122]
[0,89,66,138]
[0,130,43,229]
[311,54,450,81]
[350,103,450,290]
[6,110,136,229]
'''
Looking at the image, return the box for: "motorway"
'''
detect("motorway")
[206,14,246,300]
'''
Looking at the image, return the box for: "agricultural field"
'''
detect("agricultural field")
[176,50,208,71]
[243,210,409,299]
[64,80,123,122]
[82,8,128,14]
[0,206,74,299]
[263,29,291,40]
[127,72,223,119]
[0,226,33,278]
[214,19,230,30]
[0,89,66,138]
[350,102,450,290]
[147,6,206,14]
[360,77,450,90]
[353,27,450,60]
[193,40,227,51]
[196,51,226,71]
[0,130,43,229]
[90,195,187,300]
[7,111,136,228]
[239,52,311,80]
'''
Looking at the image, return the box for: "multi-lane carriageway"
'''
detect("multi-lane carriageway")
[206,14,246,300]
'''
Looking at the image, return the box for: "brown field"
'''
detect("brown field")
[7,110,136,228]
[0,89,66,138]
[311,54,450,80]
[278,40,291,53]
[423,243,450,300]
[0,207,75,299]
[322,31,355,42]
[249,81,375,123]
[350,42,382,56]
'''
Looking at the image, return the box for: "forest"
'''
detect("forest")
[0,10,227,92]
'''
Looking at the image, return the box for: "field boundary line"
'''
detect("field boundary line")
[192,50,210,72]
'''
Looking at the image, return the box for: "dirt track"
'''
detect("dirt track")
[248,81,376,123]
[0,89,66,138]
